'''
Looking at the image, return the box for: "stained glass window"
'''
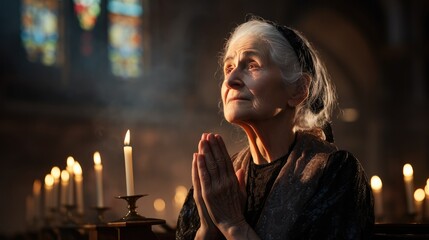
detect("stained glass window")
[108,0,143,79]
[21,0,59,66]
[73,0,101,31]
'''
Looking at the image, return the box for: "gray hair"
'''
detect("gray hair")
[220,18,337,133]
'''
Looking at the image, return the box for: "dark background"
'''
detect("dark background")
[0,0,428,236]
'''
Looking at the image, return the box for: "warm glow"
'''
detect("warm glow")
[174,185,188,205]
[73,162,82,175]
[51,166,61,180]
[427,178,429,188]
[61,170,69,182]
[67,156,75,168]
[33,180,42,194]
[154,198,166,212]
[93,151,102,165]
[124,129,131,145]
[403,164,413,177]
[341,108,359,122]
[414,188,425,202]
[370,175,382,191]
[425,185,429,196]
[44,174,54,187]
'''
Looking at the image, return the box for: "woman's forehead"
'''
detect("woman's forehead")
[224,36,270,62]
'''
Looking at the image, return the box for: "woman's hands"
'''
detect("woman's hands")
[192,133,247,239]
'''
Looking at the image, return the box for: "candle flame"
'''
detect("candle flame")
[370,175,382,191]
[67,156,75,168]
[51,166,61,179]
[33,179,41,194]
[174,185,188,206]
[94,151,102,165]
[414,188,425,202]
[44,174,54,187]
[61,170,69,182]
[154,198,166,212]
[124,129,131,145]
[403,163,413,177]
[73,161,82,175]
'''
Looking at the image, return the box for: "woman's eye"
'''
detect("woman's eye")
[248,62,260,70]
[224,65,234,74]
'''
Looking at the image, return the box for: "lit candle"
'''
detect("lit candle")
[370,175,383,219]
[50,166,61,209]
[425,179,429,219]
[403,163,415,214]
[124,130,135,196]
[414,188,425,222]
[44,174,54,215]
[93,151,104,207]
[154,198,166,219]
[60,170,69,207]
[26,195,34,225]
[33,179,42,221]
[74,161,84,215]
[66,156,75,205]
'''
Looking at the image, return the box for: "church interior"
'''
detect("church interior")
[0,0,428,239]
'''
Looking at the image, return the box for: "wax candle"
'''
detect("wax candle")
[124,130,135,196]
[60,170,69,207]
[403,163,415,214]
[26,195,34,225]
[74,161,84,215]
[50,166,61,209]
[44,174,54,216]
[93,151,104,207]
[66,156,75,205]
[154,198,166,219]
[370,175,383,219]
[425,179,429,220]
[32,180,42,221]
[414,188,425,222]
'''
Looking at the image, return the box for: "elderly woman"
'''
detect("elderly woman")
[176,17,374,240]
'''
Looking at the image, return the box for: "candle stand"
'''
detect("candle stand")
[115,194,147,222]
[63,204,78,226]
[91,207,110,225]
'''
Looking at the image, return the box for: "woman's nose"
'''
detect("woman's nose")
[225,68,244,89]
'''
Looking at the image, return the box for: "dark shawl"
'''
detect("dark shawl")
[176,131,374,240]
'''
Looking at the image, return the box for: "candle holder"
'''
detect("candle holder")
[91,207,110,225]
[115,194,147,222]
[62,204,78,226]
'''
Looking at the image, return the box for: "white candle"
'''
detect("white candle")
[26,195,34,225]
[124,130,135,196]
[154,198,166,219]
[66,156,75,205]
[93,151,104,207]
[370,175,383,219]
[33,179,42,220]
[50,166,61,209]
[403,163,415,214]
[414,188,425,222]
[425,179,429,219]
[60,170,69,207]
[44,174,54,216]
[74,161,84,215]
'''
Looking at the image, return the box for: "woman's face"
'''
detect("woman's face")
[221,36,293,125]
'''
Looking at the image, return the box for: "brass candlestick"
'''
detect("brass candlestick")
[92,207,110,225]
[63,204,77,226]
[115,194,147,222]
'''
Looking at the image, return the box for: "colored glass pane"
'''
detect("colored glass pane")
[74,0,101,31]
[108,0,143,79]
[21,0,59,66]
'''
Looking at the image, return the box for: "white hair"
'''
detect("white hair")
[221,18,337,133]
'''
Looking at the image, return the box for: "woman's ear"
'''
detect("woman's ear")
[287,74,310,107]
